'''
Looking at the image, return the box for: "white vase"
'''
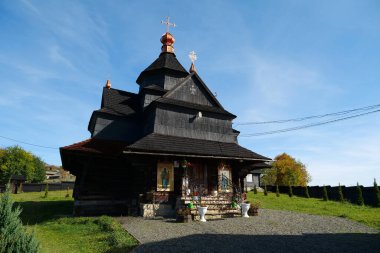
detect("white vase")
[197,206,208,222]
[241,203,250,218]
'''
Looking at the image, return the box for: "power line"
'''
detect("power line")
[240,109,380,137]
[0,135,59,150]
[234,104,380,126]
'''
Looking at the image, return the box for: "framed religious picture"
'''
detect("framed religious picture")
[157,162,174,192]
[218,163,232,192]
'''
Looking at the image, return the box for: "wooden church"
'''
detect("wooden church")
[60,22,271,218]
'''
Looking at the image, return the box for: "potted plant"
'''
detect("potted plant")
[248,200,261,216]
[241,200,251,218]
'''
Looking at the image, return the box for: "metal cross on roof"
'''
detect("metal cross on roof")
[189,51,197,64]
[161,16,176,33]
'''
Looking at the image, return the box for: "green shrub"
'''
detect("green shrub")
[253,185,257,194]
[356,183,364,206]
[264,184,268,196]
[304,186,310,198]
[0,185,40,253]
[288,184,293,197]
[276,184,280,197]
[338,183,344,202]
[322,186,328,201]
[374,178,380,207]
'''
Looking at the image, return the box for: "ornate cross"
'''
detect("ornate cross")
[161,16,176,33]
[190,84,196,95]
[189,51,197,64]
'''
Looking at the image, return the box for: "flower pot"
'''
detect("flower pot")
[197,206,208,222]
[241,203,250,218]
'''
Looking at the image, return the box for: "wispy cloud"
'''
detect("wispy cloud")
[49,45,75,69]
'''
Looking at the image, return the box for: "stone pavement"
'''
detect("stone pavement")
[120,209,380,253]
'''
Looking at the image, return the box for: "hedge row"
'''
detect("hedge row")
[266,185,378,206]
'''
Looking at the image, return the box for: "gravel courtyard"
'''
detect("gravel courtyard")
[120,209,380,253]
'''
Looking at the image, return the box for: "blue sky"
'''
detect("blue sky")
[0,0,379,186]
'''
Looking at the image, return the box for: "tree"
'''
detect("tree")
[276,184,280,197]
[338,183,344,202]
[43,183,49,198]
[288,184,293,197]
[322,186,328,201]
[356,183,364,206]
[374,178,380,207]
[0,185,40,252]
[261,153,311,187]
[253,185,257,194]
[0,146,46,184]
[264,184,268,196]
[304,186,310,198]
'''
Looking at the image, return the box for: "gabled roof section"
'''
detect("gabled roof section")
[100,87,139,116]
[136,52,189,85]
[163,72,224,109]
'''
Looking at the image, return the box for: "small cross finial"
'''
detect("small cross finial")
[161,16,176,33]
[189,51,197,64]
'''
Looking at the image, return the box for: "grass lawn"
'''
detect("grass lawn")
[247,191,380,230]
[11,190,139,253]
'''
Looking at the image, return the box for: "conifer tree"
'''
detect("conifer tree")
[374,178,380,207]
[276,184,280,197]
[304,186,310,198]
[264,184,268,196]
[322,185,328,201]
[338,183,344,202]
[43,183,48,198]
[65,187,70,198]
[356,183,364,206]
[288,184,293,197]
[253,185,257,194]
[0,185,40,253]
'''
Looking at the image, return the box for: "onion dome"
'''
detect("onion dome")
[161,32,175,53]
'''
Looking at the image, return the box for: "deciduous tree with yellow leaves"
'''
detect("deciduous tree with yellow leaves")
[262,153,311,186]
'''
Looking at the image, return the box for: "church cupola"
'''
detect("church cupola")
[136,17,189,91]
[160,32,175,53]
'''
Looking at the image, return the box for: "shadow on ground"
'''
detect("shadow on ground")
[16,200,74,224]
[133,233,380,253]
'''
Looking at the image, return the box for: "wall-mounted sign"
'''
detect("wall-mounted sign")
[157,162,174,192]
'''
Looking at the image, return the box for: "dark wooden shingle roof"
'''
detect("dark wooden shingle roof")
[136,52,188,85]
[100,87,139,116]
[125,133,270,160]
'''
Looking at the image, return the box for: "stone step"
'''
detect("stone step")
[189,208,240,216]
[182,196,232,200]
[193,213,241,221]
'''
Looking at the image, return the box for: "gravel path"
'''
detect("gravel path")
[120,209,380,253]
